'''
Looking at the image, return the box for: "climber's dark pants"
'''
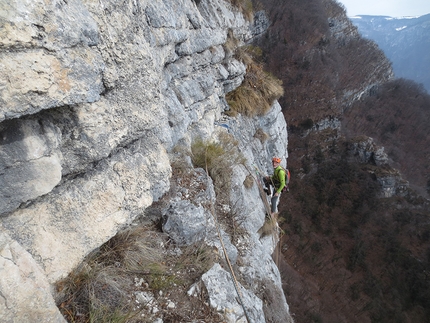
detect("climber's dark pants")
[264,177,280,213]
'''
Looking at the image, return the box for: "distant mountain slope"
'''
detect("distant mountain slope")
[351,14,430,93]
[254,0,430,322]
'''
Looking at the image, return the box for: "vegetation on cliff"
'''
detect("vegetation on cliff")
[56,227,218,323]
[281,141,430,323]
[224,32,284,117]
[253,0,391,124]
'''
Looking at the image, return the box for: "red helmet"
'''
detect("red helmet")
[272,157,281,163]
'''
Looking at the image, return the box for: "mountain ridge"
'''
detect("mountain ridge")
[350,13,430,92]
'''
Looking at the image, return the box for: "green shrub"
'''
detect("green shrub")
[191,133,246,202]
[147,267,181,292]
[307,312,323,323]
[190,139,225,171]
[299,118,314,130]
[89,303,135,323]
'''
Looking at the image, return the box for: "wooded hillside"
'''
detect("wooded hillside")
[253,0,430,322]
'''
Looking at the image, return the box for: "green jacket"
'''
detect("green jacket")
[271,166,286,194]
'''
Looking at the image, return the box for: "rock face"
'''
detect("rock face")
[0,0,293,322]
[0,119,62,214]
[347,136,388,166]
[0,230,67,323]
[0,0,103,120]
[202,263,265,323]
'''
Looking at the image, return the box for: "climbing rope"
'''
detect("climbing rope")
[204,149,252,323]
[245,165,282,267]
[248,166,281,229]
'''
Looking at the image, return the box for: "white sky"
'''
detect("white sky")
[337,0,430,17]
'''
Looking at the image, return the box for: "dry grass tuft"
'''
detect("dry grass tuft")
[227,62,284,117]
[56,227,164,322]
[56,225,220,323]
[223,29,240,57]
[175,244,217,278]
[223,29,283,118]
[97,227,164,271]
[254,127,270,143]
[243,174,254,189]
[56,262,137,323]
[235,45,262,66]
[258,214,279,238]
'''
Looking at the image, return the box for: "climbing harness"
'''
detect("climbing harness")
[248,165,278,224]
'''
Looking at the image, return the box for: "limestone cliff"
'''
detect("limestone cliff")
[0,0,293,322]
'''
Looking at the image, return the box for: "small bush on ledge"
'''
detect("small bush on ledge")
[191,132,246,202]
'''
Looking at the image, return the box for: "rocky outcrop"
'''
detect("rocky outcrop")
[0,230,67,323]
[347,136,409,197]
[201,263,265,323]
[161,136,290,321]
[0,119,62,214]
[0,0,293,322]
[347,136,389,166]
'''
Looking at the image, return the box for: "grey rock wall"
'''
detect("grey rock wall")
[0,230,67,323]
[0,0,103,120]
[0,0,293,322]
[0,119,62,214]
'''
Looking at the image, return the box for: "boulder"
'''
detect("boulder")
[202,263,265,323]
[0,230,66,323]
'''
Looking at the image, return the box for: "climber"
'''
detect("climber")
[264,157,288,216]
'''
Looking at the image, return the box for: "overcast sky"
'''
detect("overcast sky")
[337,0,430,17]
